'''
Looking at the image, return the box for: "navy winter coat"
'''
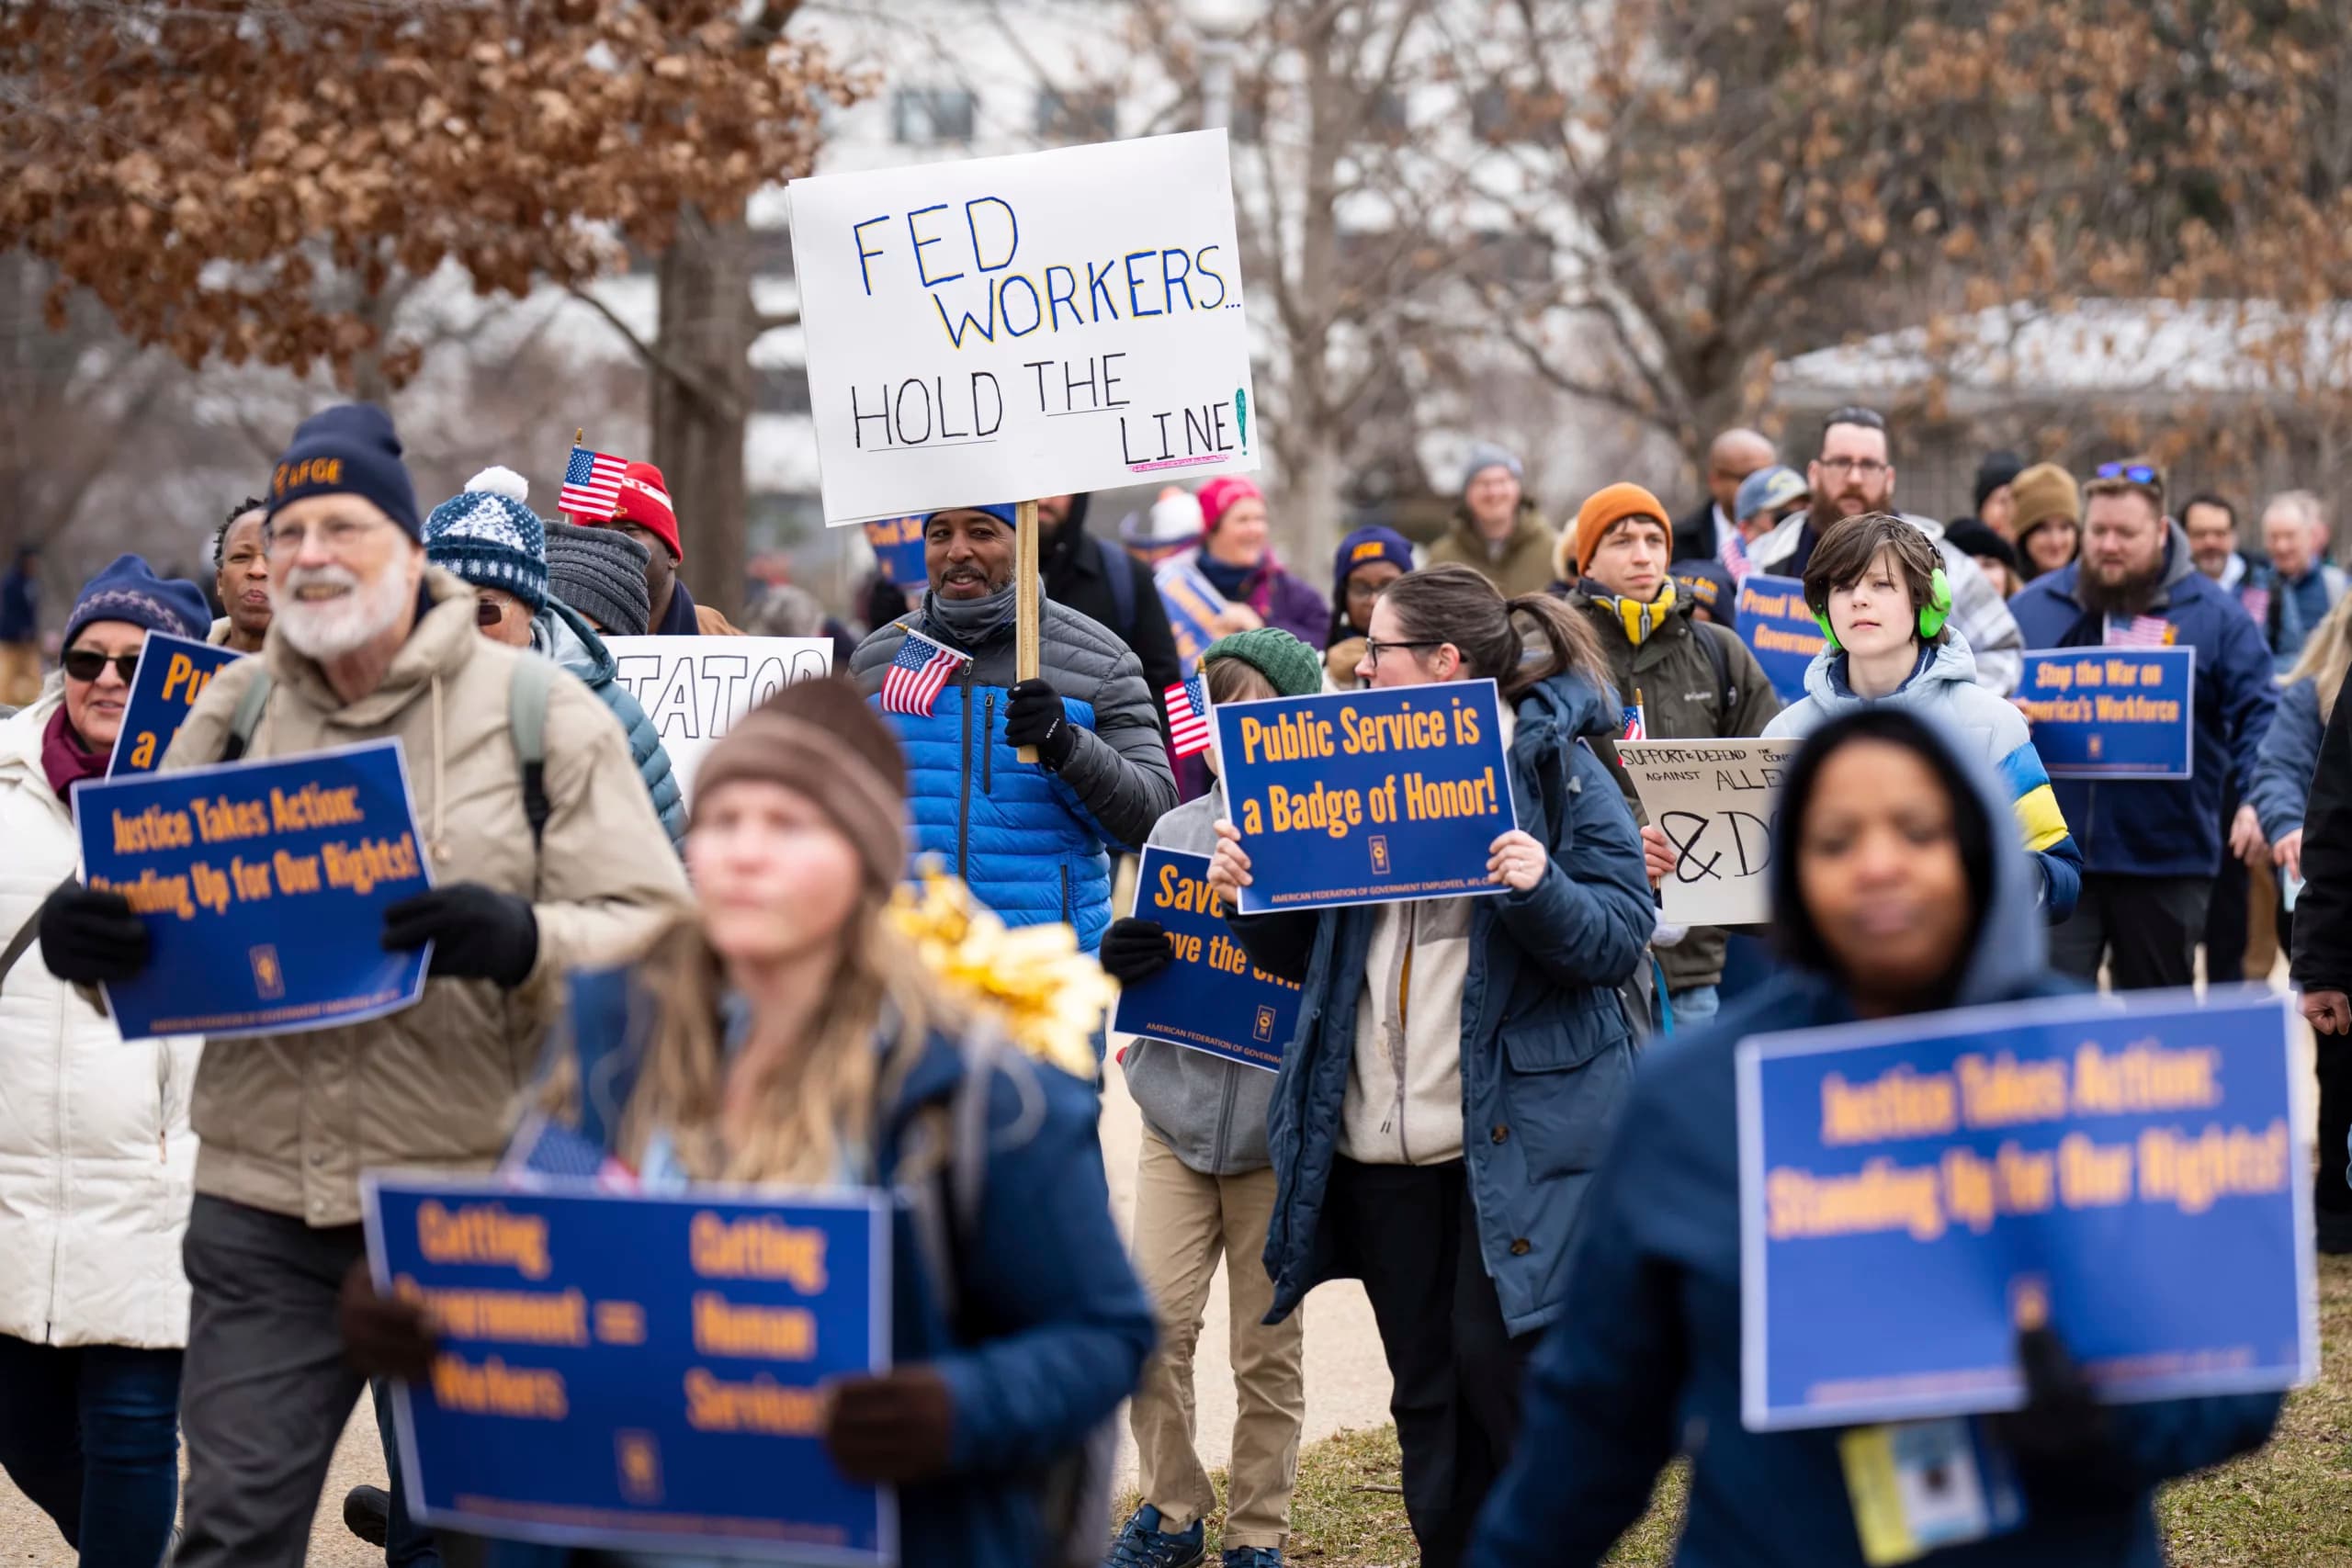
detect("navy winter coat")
[481,966,1157,1568]
[852,594,1176,952]
[2007,525,2276,878]
[533,600,686,849]
[1467,711,2282,1568]
[1227,670,1655,1338]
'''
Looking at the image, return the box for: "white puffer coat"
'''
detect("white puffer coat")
[0,687,199,1348]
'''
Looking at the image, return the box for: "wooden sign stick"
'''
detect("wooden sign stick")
[1015,497,1043,762]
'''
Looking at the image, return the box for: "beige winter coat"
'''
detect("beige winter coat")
[162,568,692,1226]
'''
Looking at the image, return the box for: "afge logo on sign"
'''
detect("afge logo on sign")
[249,945,286,1000]
[1254,1006,1278,1043]
[1370,836,1391,876]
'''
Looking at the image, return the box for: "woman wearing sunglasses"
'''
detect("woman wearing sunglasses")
[0,555,211,1567]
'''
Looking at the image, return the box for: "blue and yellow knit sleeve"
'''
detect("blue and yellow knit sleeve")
[1998,741,2081,920]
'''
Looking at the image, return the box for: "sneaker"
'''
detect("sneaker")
[1223,1550,1285,1568]
[1106,1504,1206,1568]
[343,1484,390,1549]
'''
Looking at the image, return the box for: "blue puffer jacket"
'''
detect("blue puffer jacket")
[2248,674,2323,841]
[533,599,685,849]
[2007,524,2277,878]
[851,595,1176,952]
[482,966,1157,1568]
[1468,712,2282,1568]
[1227,670,1655,1338]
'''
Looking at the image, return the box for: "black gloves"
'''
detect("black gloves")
[339,1259,437,1381]
[1099,918,1174,985]
[1003,678,1078,770]
[1990,1325,2133,1498]
[381,884,539,988]
[824,1367,956,1483]
[39,884,150,985]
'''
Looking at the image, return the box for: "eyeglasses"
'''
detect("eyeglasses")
[62,649,141,683]
[265,515,387,558]
[1817,457,1890,478]
[475,596,509,627]
[1363,637,1443,667]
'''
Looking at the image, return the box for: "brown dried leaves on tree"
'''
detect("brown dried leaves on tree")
[0,1,857,389]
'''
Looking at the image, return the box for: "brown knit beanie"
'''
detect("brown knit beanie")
[690,677,908,891]
[2009,463,2081,537]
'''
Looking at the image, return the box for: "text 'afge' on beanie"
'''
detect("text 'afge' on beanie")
[267,403,421,540]
[547,518,652,637]
[424,467,549,615]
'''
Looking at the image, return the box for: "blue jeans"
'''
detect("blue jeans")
[1669,984,1721,1033]
[372,1377,445,1567]
[0,1332,183,1568]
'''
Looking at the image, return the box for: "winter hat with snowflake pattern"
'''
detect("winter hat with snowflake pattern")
[424,466,549,614]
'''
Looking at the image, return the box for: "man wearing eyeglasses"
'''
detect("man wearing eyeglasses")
[2008,460,2278,992]
[1743,406,2026,694]
[33,404,692,1568]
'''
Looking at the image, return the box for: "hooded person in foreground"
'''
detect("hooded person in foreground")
[1465,707,2283,1568]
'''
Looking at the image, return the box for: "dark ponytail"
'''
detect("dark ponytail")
[1379,562,1612,702]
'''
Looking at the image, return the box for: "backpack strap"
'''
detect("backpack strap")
[0,876,73,991]
[220,668,276,762]
[508,654,553,855]
[1094,535,1137,637]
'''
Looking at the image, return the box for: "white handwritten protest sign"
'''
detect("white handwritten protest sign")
[1615,738,1800,926]
[605,637,833,802]
[788,130,1257,524]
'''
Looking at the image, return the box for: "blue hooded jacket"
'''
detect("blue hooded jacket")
[1764,633,2081,920]
[851,593,1175,953]
[1466,711,2282,1568]
[2007,524,2277,879]
[2247,673,2324,842]
[532,598,686,849]
[481,966,1157,1568]
[1227,669,1656,1338]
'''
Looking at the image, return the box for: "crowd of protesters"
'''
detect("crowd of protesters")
[0,395,2342,1568]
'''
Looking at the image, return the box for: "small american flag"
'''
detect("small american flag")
[499,1112,638,1191]
[559,444,627,518]
[1165,675,1213,758]
[881,628,969,717]
[2104,614,2173,648]
[1621,705,1645,741]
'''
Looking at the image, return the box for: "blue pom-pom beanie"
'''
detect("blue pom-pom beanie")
[424,467,549,615]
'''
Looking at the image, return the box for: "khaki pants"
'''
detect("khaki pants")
[2246,857,2280,979]
[1129,1132,1305,1549]
[0,640,38,707]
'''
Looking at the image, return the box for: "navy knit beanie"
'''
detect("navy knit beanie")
[64,554,210,648]
[424,467,549,614]
[267,403,421,540]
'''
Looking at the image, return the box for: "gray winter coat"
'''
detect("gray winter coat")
[1121,789,1276,1175]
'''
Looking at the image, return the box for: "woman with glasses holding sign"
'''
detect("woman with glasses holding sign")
[343,676,1155,1568]
[1204,563,1654,1568]
[1469,706,2282,1567]
[0,556,209,1568]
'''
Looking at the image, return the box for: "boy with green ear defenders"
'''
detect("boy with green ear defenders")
[1765,512,2082,920]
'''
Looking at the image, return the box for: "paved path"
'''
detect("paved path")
[0,1047,1394,1563]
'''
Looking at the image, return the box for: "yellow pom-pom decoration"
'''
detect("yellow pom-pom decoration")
[888,865,1112,1082]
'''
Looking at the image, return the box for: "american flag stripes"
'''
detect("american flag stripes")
[559,444,628,518]
[1621,705,1645,742]
[1165,675,1213,758]
[2104,614,2173,648]
[880,629,970,717]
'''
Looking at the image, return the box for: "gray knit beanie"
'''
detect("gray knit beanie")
[546,517,652,637]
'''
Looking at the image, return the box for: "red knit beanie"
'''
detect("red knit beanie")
[612,460,681,561]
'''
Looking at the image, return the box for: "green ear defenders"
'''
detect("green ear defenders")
[1812,565,1954,652]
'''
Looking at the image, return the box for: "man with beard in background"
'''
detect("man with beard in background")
[2009,460,2277,989]
[1746,405,2026,692]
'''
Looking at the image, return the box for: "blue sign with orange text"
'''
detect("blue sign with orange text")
[862,515,928,592]
[1212,681,1514,914]
[106,631,244,775]
[74,739,432,1043]
[1734,573,1825,703]
[364,1176,895,1564]
[1736,988,2312,1432]
[1114,845,1303,1071]
[2016,648,2195,779]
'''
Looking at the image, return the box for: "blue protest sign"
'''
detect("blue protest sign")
[75,739,433,1042]
[861,515,928,592]
[1114,845,1303,1071]
[107,632,244,774]
[1214,680,1513,913]
[1153,558,1228,673]
[2016,648,2195,779]
[1736,573,1826,703]
[364,1177,894,1564]
[1736,988,2312,1433]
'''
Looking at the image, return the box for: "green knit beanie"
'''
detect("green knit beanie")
[1201,627,1322,698]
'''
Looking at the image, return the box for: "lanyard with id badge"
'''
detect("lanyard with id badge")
[1839,1417,2025,1564]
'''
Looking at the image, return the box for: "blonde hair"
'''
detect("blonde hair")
[543,900,967,1185]
[2287,590,2352,723]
